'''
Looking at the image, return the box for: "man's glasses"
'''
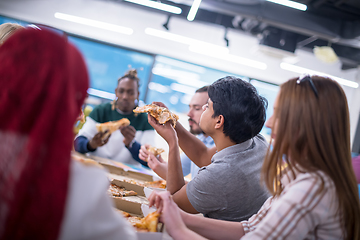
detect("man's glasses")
[296,74,319,98]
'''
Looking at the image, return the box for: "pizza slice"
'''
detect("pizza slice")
[144,180,167,189]
[96,118,130,139]
[116,210,159,232]
[133,104,179,127]
[108,184,138,197]
[134,211,161,232]
[146,145,165,161]
[123,179,167,189]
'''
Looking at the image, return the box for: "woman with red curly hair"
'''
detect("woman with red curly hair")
[0,27,136,240]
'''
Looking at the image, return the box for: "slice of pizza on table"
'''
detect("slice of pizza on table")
[96,118,130,139]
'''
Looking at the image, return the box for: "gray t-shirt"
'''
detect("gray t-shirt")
[186,134,270,222]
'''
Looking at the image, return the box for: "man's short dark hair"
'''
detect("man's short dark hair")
[208,76,267,144]
[196,85,209,93]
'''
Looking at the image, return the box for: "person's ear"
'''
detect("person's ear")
[214,115,224,129]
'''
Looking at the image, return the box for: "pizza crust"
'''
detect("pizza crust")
[96,118,130,139]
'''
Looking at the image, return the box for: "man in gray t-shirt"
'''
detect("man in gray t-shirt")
[147,76,269,221]
[187,135,269,221]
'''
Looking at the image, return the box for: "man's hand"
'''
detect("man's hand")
[139,144,167,179]
[88,131,110,149]
[120,125,136,147]
[148,115,177,146]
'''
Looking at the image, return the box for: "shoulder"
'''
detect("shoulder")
[254,134,269,148]
[281,171,337,208]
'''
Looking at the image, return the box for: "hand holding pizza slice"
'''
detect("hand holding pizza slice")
[95,118,130,139]
[133,104,178,127]
[146,145,165,161]
[134,211,161,232]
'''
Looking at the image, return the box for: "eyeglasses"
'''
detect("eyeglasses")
[296,74,318,98]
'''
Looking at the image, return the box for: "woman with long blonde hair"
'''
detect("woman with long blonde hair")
[148,75,360,240]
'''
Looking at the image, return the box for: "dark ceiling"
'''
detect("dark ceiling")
[116,0,360,68]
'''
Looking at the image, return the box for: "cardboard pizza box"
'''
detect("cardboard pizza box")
[113,198,168,240]
[110,177,166,196]
[71,151,155,181]
[111,178,148,197]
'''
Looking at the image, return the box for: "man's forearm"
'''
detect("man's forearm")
[166,140,185,194]
[74,136,95,153]
[175,123,214,167]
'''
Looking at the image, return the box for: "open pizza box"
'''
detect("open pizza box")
[109,176,166,197]
[71,151,159,181]
[112,197,171,240]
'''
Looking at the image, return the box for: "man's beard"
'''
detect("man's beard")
[189,125,204,135]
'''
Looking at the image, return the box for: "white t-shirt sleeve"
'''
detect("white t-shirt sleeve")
[135,129,156,145]
[76,116,98,140]
[58,161,137,240]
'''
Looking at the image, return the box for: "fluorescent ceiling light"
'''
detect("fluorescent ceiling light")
[170,83,197,95]
[148,82,170,93]
[145,28,229,54]
[189,46,267,70]
[54,12,133,35]
[152,67,208,88]
[266,0,307,11]
[87,88,116,100]
[124,0,182,14]
[280,62,359,88]
[145,28,265,70]
[188,43,229,55]
[156,56,206,73]
[187,0,202,21]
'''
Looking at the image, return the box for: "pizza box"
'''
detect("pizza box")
[71,151,155,181]
[111,178,148,197]
[110,176,166,197]
[113,197,170,240]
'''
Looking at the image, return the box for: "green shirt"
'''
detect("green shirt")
[89,102,153,131]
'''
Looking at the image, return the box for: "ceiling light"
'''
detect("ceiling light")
[148,82,170,93]
[124,0,182,14]
[87,88,116,100]
[187,0,202,21]
[156,56,206,73]
[280,62,359,88]
[189,46,267,70]
[145,27,229,54]
[266,0,307,11]
[170,83,197,95]
[145,28,266,70]
[54,12,133,35]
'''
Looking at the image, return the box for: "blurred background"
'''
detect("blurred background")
[1,0,359,154]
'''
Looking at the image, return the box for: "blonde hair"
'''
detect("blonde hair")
[0,23,24,45]
[262,76,360,240]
